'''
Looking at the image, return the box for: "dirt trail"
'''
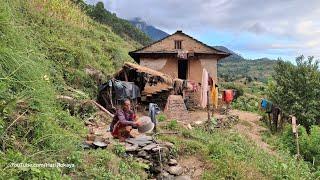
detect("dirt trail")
[229,110,277,156]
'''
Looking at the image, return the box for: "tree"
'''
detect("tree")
[92,2,106,22]
[268,56,320,130]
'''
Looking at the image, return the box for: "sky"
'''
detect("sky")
[86,0,320,61]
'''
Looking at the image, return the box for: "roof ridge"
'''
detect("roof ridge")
[129,30,230,55]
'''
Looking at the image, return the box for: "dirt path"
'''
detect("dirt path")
[229,110,277,156]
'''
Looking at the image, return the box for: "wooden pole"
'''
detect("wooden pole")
[268,113,271,130]
[207,90,210,121]
[291,115,300,159]
[91,100,115,118]
[295,127,300,159]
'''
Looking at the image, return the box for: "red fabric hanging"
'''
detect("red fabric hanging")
[224,89,234,103]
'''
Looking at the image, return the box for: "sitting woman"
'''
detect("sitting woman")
[110,99,141,141]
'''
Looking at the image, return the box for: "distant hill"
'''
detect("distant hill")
[129,17,169,41]
[211,46,276,82]
[218,56,278,82]
[213,46,245,61]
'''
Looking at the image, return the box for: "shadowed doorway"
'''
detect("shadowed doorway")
[178,59,188,79]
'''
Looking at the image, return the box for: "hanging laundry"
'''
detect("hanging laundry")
[232,90,239,100]
[177,50,188,59]
[113,80,141,101]
[261,99,268,109]
[224,89,234,104]
[173,79,184,95]
[200,69,209,108]
[211,84,219,109]
[266,101,273,113]
[272,105,281,131]
[186,80,199,92]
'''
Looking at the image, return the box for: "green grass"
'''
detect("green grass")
[0,0,145,178]
[158,126,316,179]
[1,0,317,179]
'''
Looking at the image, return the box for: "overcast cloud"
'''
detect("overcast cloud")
[86,0,320,60]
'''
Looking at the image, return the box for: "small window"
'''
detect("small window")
[174,40,182,49]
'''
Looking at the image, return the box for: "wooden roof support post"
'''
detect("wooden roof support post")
[290,115,301,160]
[123,69,128,81]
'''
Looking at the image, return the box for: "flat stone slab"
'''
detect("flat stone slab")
[167,165,183,176]
[125,143,139,152]
[156,171,175,180]
[137,150,148,158]
[168,159,178,166]
[125,135,153,146]
[142,143,158,151]
[93,141,108,148]
[175,175,191,180]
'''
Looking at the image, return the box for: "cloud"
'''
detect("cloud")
[86,0,320,59]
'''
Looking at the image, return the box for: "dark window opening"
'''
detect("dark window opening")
[178,60,188,79]
[175,40,182,49]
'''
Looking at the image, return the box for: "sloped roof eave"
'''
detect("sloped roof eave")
[129,30,230,57]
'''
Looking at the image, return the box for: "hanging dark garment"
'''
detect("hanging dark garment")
[272,105,281,131]
[113,80,141,101]
[232,90,239,100]
[113,80,126,100]
[132,84,141,99]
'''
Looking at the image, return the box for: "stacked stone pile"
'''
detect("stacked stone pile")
[124,135,191,180]
[164,95,189,121]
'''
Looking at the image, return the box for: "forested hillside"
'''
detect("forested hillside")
[218,58,277,82]
[78,1,152,45]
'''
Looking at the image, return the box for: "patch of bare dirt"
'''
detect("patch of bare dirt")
[184,109,277,156]
[178,156,208,180]
[230,110,277,156]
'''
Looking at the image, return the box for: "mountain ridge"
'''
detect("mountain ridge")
[129,17,169,41]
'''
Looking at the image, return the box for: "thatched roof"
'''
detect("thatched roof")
[114,62,173,85]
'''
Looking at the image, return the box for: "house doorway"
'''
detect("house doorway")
[178,59,188,79]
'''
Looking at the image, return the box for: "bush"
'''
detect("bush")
[157,114,166,122]
[232,95,260,113]
[268,56,320,130]
[281,125,320,168]
[165,120,179,130]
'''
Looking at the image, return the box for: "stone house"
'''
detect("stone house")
[129,30,230,83]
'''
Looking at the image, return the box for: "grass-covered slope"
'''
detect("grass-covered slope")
[0,0,146,178]
[79,1,153,46]
[159,124,315,179]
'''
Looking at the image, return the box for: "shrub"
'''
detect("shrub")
[281,125,320,168]
[157,114,166,122]
[165,119,179,130]
[113,144,126,157]
[232,95,260,113]
[268,56,320,130]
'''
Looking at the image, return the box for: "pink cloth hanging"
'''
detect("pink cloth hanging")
[200,68,209,108]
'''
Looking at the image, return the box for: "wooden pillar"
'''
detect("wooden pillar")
[207,90,210,121]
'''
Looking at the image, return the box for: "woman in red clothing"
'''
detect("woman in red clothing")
[110,99,141,141]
